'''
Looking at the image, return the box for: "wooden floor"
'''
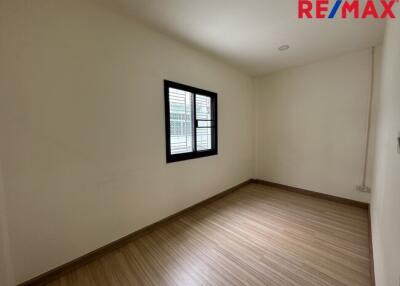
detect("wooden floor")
[45,183,371,286]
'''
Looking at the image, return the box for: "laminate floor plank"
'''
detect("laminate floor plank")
[41,183,371,286]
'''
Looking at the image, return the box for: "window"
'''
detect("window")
[164,80,218,163]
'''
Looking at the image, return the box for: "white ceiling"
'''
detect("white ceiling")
[97,0,385,76]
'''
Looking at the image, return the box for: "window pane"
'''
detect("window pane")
[169,88,193,155]
[196,127,212,151]
[196,95,212,121]
[196,95,212,151]
[197,120,213,128]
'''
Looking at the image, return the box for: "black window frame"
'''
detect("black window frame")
[164,80,218,163]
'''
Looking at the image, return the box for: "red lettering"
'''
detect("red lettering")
[342,0,360,18]
[316,0,329,18]
[299,0,313,18]
[298,0,397,20]
[362,1,379,18]
[380,0,396,18]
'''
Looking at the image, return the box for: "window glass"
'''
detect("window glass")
[169,88,193,155]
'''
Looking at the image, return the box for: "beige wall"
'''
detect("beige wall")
[0,163,13,286]
[0,0,254,283]
[0,0,390,284]
[254,49,379,203]
[370,20,400,286]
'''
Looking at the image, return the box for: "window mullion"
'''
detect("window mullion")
[193,93,197,153]
[211,95,216,150]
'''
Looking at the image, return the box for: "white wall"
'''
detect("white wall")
[0,0,391,284]
[254,49,378,203]
[0,0,254,283]
[0,163,13,286]
[370,20,400,286]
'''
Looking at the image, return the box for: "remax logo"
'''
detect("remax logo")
[298,0,398,19]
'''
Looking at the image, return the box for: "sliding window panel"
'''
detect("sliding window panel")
[195,94,214,151]
[168,88,194,155]
[196,127,212,151]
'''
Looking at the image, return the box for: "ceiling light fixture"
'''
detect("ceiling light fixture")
[278,45,290,51]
